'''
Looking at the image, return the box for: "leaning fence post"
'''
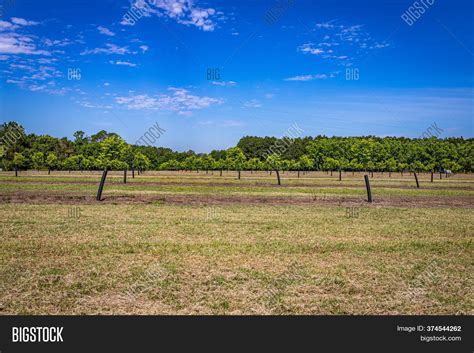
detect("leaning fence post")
[364,175,372,203]
[96,167,108,201]
[414,171,420,188]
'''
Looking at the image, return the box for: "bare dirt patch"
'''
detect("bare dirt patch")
[1,191,472,208]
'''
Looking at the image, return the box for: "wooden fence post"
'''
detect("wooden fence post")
[364,175,372,203]
[96,168,108,201]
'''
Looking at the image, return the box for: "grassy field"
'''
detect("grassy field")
[0,171,472,314]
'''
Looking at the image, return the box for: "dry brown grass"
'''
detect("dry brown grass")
[0,198,472,315]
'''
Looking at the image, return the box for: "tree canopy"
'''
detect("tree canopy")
[0,122,472,172]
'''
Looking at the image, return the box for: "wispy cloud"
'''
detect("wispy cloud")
[0,29,50,55]
[81,43,129,55]
[298,43,325,55]
[11,17,39,26]
[211,80,236,86]
[115,87,223,111]
[243,99,262,108]
[109,60,137,67]
[285,72,338,81]
[122,0,221,32]
[285,74,330,81]
[298,21,390,66]
[97,26,115,36]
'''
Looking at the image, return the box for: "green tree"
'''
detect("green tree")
[46,153,58,173]
[98,136,131,169]
[31,152,45,171]
[13,152,27,170]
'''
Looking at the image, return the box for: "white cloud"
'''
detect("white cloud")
[298,43,325,55]
[264,93,275,99]
[0,20,18,31]
[315,22,336,29]
[116,87,223,111]
[11,18,39,26]
[285,72,339,81]
[109,60,137,67]
[303,20,390,65]
[284,74,329,81]
[123,0,221,32]
[37,58,58,64]
[0,33,51,55]
[42,38,73,47]
[211,80,236,87]
[104,82,110,86]
[139,45,149,53]
[97,26,115,36]
[81,43,130,55]
[243,99,261,108]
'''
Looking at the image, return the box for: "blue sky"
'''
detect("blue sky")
[0,0,472,152]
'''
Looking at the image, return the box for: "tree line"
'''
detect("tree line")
[0,121,472,173]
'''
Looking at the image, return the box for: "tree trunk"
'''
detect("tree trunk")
[15,167,18,177]
[330,170,333,177]
[238,169,241,180]
[220,169,223,177]
[431,171,434,182]
[297,170,300,178]
[275,169,281,185]
[48,168,51,175]
[339,169,342,181]
[371,171,374,178]
[123,169,127,184]
[132,168,135,178]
